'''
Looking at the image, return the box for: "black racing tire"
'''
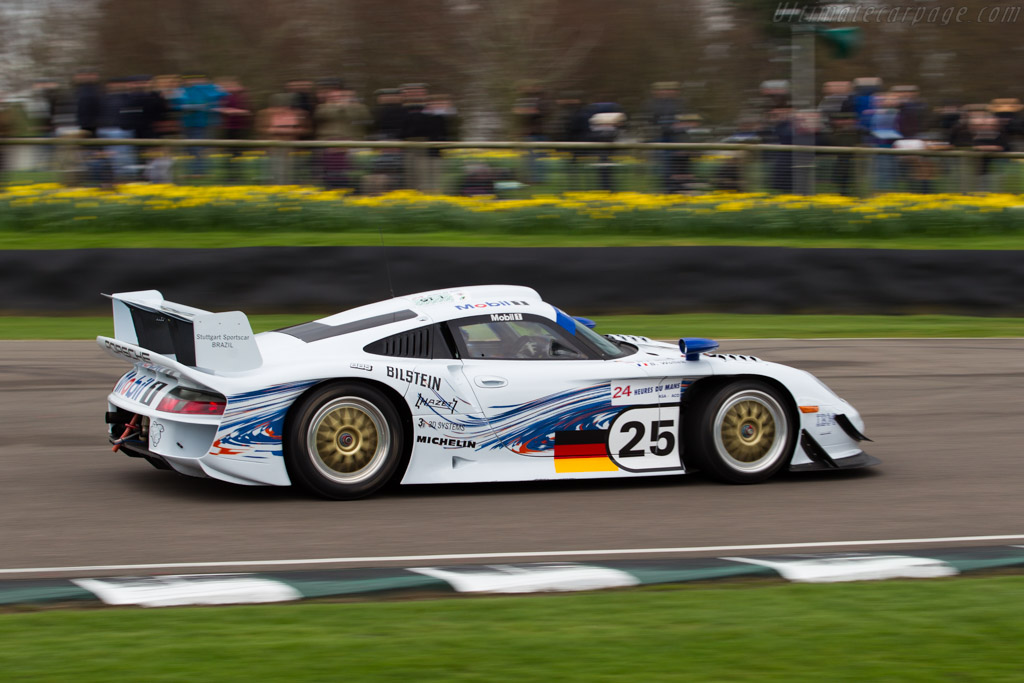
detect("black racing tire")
[686,380,796,484]
[285,382,404,500]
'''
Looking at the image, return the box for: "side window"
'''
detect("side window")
[452,316,586,360]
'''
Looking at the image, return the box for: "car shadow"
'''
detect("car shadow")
[119,469,307,502]
[117,460,882,503]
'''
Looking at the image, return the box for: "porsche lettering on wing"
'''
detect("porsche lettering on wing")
[104,340,151,363]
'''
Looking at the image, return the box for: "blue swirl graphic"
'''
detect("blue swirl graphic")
[213,380,318,459]
[420,383,618,454]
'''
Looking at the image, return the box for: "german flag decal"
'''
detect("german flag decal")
[553,430,619,473]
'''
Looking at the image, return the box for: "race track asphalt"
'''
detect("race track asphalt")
[2,339,1022,579]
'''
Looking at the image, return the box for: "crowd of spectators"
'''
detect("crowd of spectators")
[497,77,1024,194]
[736,77,1024,194]
[5,71,460,191]
[3,70,1023,194]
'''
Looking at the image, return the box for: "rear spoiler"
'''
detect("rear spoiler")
[100,290,262,373]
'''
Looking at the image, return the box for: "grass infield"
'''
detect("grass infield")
[2,576,1023,681]
[1,312,1021,340]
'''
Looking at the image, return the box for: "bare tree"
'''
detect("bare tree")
[38,0,1024,136]
[0,0,99,93]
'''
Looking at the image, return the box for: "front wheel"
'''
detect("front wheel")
[687,380,796,484]
[285,383,404,499]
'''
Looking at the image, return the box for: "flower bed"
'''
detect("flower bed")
[2,183,1023,241]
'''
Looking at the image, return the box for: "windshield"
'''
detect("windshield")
[568,314,635,359]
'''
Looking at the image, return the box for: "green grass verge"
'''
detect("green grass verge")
[2,313,1021,341]
[3,577,1023,681]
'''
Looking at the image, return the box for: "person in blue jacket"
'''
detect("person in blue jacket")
[173,74,225,177]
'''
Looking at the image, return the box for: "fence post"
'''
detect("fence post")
[958,155,973,193]
[741,147,760,192]
[861,151,875,197]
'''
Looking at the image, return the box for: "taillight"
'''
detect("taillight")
[156,387,226,415]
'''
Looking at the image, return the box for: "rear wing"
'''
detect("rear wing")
[100,290,262,373]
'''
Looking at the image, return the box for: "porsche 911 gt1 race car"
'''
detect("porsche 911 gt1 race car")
[99,285,877,499]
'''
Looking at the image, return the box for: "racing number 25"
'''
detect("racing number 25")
[618,419,675,457]
[607,406,683,472]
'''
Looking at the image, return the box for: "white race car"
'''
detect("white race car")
[99,285,876,499]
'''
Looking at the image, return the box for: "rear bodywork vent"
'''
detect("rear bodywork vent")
[365,327,433,359]
[364,324,456,359]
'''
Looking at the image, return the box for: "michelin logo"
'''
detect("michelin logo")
[416,435,477,449]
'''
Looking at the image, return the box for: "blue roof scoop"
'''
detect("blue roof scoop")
[680,337,719,361]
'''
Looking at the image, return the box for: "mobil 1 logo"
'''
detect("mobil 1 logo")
[606,406,683,472]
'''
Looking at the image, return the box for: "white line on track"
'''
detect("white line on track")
[4,534,1024,576]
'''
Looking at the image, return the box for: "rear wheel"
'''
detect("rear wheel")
[285,383,404,500]
[687,380,796,484]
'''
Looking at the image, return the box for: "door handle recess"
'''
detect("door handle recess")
[475,376,508,388]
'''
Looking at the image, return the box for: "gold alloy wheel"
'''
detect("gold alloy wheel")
[712,390,788,473]
[306,397,390,484]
